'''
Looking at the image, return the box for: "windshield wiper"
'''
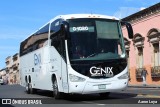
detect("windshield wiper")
[87,53,98,58]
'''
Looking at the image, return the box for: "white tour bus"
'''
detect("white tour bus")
[19,14,133,99]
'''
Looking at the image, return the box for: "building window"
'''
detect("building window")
[126,50,129,58]
[124,38,131,80]
[133,33,145,78]
[6,61,10,65]
[153,43,159,66]
[151,43,160,77]
[137,47,143,68]
[135,47,145,78]
[147,28,160,78]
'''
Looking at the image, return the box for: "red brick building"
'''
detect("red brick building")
[122,3,160,85]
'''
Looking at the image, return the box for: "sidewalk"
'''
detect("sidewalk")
[128,84,160,88]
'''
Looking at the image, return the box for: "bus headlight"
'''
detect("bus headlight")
[69,74,86,82]
[118,72,128,79]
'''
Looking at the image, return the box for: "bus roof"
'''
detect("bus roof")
[23,14,118,41]
[50,14,119,22]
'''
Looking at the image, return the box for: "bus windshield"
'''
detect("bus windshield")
[68,18,125,62]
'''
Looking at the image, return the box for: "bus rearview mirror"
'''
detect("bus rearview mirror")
[121,21,133,39]
[61,21,69,31]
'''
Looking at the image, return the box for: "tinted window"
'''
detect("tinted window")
[68,18,124,61]
[35,24,49,35]
[50,19,61,34]
[20,24,49,56]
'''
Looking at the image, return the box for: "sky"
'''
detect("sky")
[0,0,159,68]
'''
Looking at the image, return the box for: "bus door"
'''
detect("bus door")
[60,39,69,93]
[51,37,69,93]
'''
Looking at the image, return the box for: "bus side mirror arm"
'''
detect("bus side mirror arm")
[121,21,133,39]
[61,21,70,39]
[61,21,69,31]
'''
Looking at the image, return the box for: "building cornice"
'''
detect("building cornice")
[122,3,160,23]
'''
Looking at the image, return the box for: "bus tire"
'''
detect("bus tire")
[29,83,36,94]
[53,79,62,99]
[99,92,110,98]
[26,83,30,94]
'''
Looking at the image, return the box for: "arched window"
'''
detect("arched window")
[133,33,145,78]
[147,28,160,77]
[133,33,145,68]
[133,33,145,47]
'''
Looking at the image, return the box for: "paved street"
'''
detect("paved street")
[0,84,160,107]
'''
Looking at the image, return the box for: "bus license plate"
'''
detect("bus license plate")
[98,84,106,89]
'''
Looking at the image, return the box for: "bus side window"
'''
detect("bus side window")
[52,40,61,53]
[50,19,61,37]
[32,43,38,51]
[38,40,46,48]
[51,39,66,61]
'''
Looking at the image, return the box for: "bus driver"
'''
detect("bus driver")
[74,45,85,59]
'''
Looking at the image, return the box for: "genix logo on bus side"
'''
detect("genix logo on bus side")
[90,66,114,77]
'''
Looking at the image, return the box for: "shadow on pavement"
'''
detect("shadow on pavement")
[35,90,138,102]
[63,93,138,102]
[0,105,14,107]
[35,90,53,97]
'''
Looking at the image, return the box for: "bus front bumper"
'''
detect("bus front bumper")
[69,79,128,94]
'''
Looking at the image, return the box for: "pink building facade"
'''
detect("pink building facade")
[122,3,160,85]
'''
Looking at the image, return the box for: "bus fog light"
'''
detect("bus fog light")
[69,74,86,82]
[118,72,128,79]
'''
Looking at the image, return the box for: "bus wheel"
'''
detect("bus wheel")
[99,92,110,98]
[26,83,30,94]
[53,79,62,99]
[29,83,36,94]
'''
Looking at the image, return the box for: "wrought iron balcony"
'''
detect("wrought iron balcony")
[151,66,160,77]
[136,68,145,78]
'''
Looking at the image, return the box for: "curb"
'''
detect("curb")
[128,85,160,88]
